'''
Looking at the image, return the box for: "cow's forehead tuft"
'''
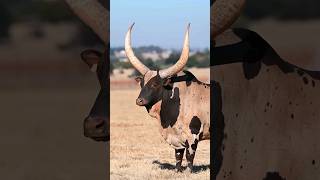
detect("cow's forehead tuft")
[143,71,158,85]
[142,70,189,86]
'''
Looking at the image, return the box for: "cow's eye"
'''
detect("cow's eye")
[151,83,158,88]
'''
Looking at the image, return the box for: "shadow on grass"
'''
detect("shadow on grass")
[152,160,210,173]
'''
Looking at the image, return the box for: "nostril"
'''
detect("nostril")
[95,119,105,129]
[84,117,105,130]
[136,98,142,104]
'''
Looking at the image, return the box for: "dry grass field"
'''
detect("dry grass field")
[110,68,210,180]
[0,86,108,180]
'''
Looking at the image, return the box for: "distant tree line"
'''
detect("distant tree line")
[0,0,104,46]
[210,0,320,20]
[0,1,12,40]
[1,0,320,42]
[111,47,209,76]
[244,0,320,20]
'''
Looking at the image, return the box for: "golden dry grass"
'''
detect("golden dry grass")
[110,68,210,180]
[0,87,107,180]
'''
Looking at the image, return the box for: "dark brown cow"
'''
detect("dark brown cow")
[122,0,247,172]
[81,49,109,141]
[64,0,109,141]
[125,24,210,172]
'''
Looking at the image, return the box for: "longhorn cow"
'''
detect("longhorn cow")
[125,23,210,172]
[80,49,109,141]
[123,0,250,173]
[64,0,109,141]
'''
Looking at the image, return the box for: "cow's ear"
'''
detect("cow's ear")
[135,76,143,83]
[163,78,173,89]
[81,49,102,72]
[135,76,144,87]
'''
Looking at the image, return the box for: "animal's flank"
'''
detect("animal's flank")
[212,31,320,179]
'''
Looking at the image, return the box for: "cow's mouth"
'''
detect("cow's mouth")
[136,97,148,106]
[85,134,109,142]
[91,136,109,141]
[83,116,109,141]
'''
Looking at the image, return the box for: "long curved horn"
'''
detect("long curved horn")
[125,23,150,75]
[159,24,190,78]
[211,0,246,39]
[64,0,109,44]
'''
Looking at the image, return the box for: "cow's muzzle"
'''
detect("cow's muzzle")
[83,116,109,141]
[136,97,147,106]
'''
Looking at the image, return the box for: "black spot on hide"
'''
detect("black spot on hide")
[263,172,286,180]
[189,116,201,134]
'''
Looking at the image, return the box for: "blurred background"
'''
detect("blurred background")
[1,0,319,179]
[0,0,107,179]
[235,0,320,70]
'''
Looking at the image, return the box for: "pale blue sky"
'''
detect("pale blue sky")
[110,0,209,49]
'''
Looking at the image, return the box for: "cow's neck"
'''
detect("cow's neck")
[147,82,187,125]
[148,100,162,119]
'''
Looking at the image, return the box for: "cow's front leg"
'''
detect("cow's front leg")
[175,148,185,172]
[185,139,198,172]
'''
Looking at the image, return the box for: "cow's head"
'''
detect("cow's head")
[135,70,174,107]
[64,0,109,141]
[81,49,109,141]
[125,23,190,107]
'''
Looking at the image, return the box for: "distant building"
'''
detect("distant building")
[141,49,173,61]
[160,50,172,59]
[111,47,210,63]
[114,49,128,62]
[141,50,160,61]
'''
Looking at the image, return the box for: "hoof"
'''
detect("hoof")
[176,168,183,173]
[187,166,194,173]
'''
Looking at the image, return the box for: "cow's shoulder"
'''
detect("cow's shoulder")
[173,70,196,81]
[231,28,320,81]
[170,71,209,87]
